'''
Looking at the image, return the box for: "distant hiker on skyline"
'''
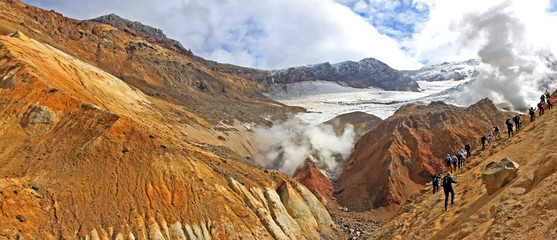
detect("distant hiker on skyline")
[442,172,458,211]
[432,173,441,194]
[481,135,487,150]
[493,126,500,140]
[506,118,514,137]
[529,107,536,122]
[465,143,471,158]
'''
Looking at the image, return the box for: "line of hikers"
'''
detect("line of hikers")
[530,89,553,121]
[432,90,554,211]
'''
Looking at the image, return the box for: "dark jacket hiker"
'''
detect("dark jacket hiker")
[442,173,457,211]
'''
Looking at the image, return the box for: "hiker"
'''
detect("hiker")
[432,173,441,194]
[506,118,514,137]
[548,93,553,110]
[456,152,464,169]
[545,89,550,102]
[459,149,466,166]
[493,126,500,139]
[465,143,471,158]
[442,172,458,211]
[512,114,521,131]
[529,107,536,122]
[538,101,544,116]
[452,155,458,172]
[487,131,493,145]
[481,135,487,150]
[445,154,453,173]
[541,94,546,105]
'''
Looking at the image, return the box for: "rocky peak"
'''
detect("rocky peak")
[266,58,420,91]
[91,13,192,56]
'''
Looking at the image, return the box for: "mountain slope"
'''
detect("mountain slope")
[335,99,511,215]
[0,1,341,239]
[371,96,557,239]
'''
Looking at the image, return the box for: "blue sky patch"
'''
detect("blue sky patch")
[337,0,430,41]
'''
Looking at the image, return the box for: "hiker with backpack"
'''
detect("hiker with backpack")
[487,131,493,145]
[529,107,536,122]
[445,154,453,173]
[452,155,458,172]
[465,143,471,158]
[481,135,487,150]
[456,151,464,169]
[538,101,544,116]
[506,118,514,137]
[512,115,521,131]
[442,172,458,211]
[432,173,441,194]
[493,126,500,139]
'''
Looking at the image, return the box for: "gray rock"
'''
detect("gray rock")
[19,103,56,127]
[481,158,519,194]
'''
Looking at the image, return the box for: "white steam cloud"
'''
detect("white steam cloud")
[254,119,355,178]
[455,1,557,110]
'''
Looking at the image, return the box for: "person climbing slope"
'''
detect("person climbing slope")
[493,126,500,139]
[442,172,458,211]
[506,118,514,137]
[481,135,487,150]
[538,101,544,116]
[529,107,536,122]
[432,173,441,194]
[465,143,471,158]
[512,115,521,131]
[445,154,453,173]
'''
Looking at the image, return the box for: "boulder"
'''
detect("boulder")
[482,158,519,194]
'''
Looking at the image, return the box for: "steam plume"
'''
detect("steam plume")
[456,1,557,110]
[254,118,355,178]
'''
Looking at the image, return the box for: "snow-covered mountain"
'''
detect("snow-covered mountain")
[403,59,480,83]
[265,59,482,124]
[265,58,420,91]
[265,58,480,93]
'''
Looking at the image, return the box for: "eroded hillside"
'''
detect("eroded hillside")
[371,95,557,239]
[336,99,511,215]
[0,2,340,239]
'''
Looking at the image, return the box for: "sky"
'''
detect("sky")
[22,0,557,71]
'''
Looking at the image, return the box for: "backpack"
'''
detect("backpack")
[506,118,512,125]
[442,176,449,187]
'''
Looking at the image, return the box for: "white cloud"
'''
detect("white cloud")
[23,0,421,70]
[21,0,557,73]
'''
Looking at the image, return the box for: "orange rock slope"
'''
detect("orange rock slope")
[371,96,557,239]
[335,100,511,215]
[0,4,338,240]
